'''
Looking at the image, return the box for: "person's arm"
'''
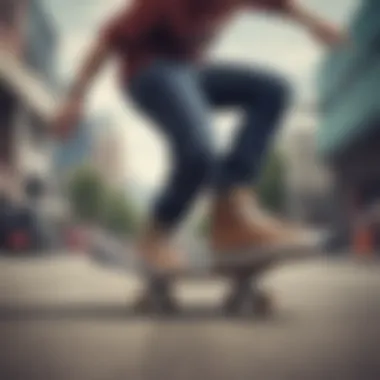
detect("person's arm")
[251,0,347,47]
[284,1,347,46]
[53,33,112,138]
[67,38,110,100]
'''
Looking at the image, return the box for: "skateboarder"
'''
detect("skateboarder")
[54,0,346,271]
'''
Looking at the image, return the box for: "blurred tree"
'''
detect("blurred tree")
[103,190,140,236]
[67,166,142,236]
[67,166,108,223]
[257,149,286,213]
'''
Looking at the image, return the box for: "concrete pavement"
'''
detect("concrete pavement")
[0,255,380,380]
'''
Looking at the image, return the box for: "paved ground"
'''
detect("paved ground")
[0,254,380,380]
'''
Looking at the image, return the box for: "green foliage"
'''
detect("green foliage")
[103,190,140,236]
[257,149,286,213]
[67,166,140,235]
[67,167,108,223]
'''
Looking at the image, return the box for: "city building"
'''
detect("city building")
[0,0,58,200]
[54,113,128,195]
[317,0,380,248]
[92,124,127,190]
[24,0,59,89]
[54,117,95,177]
[281,113,332,226]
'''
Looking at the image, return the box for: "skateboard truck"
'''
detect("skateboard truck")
[132,244,318,316]
[134,275,179,315]
[135,265,273,316]
[224,272,272,316]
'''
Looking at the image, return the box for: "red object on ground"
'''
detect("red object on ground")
[9,231,30,250]
[353,224,373,257]
[66,227,89,252]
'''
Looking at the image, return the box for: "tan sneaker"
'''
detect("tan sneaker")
[237,188,308,240]
[209,188,311,253]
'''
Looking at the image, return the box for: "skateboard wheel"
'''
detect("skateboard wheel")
[252,291,273,316]
[224,299,238,315]
[134,292,153,313]
[134,290,179,315]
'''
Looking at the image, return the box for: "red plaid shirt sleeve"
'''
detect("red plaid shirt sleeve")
[248,0,290,12]
[99,1,161,48]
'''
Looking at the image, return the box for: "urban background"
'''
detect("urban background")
[0,0,380,256]
[2,1,380,380]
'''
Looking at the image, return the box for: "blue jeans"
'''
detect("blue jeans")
[128,60,291,230]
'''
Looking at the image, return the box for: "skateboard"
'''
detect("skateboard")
[133,246,318,316]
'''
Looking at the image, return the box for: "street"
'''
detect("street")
[0,254,380,380]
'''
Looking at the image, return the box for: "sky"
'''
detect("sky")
[42,0,359,192]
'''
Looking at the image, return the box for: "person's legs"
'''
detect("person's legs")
[198,63,302,251]
[199,63,290,188]
[129,60,215,268]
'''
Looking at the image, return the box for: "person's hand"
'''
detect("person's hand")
[310,23,348,48]
[52,95,84,140]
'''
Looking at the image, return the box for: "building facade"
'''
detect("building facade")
[54,118,95,176]
[54,114,128,196]
[92,126,127,190]
[0,0,58,200]
[24,0,58,88]
[281,123,332,226]
[318,0,380,158]
[0,0,26,56]
[317,0,380,248]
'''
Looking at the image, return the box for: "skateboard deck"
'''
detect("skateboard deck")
[134,245,319,316]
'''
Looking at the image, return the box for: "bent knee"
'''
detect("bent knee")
[244,74,292,112]
[266,76,292,110]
